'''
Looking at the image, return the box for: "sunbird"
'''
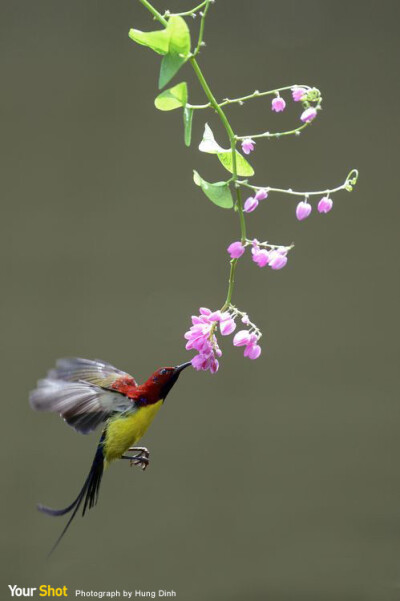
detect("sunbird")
[30,357,191,553]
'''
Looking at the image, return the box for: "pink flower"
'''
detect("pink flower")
[185,326,211,352]
[209,356,219,374]
[234,331,262,360]
[233,330,251,347]
[252,246,270,268]
[186,308,261,370]
[244,342,261,360]
[185,308,223,374]
[191,353,210,370]
[191,353,219,374]
[244,196,259,213]
[300,107,317,123]
[272,96,286,112]
[227,241,245,259]
[292,86,307,102]
[255,188,268,201]
[268,250,288,270]
[220,313,236,336]
[318,196,333,214]
[296,200,312,221]
[241,138,255,155]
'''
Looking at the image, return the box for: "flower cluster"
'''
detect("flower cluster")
[233,330,261,360]
[240,186,335,221]
[251,242,288,270]
[296,196,333,221]
[242,86,320,154]
[185,307,262,373]
[292,86,318,123]
[227,240,290,271]
[184,308,223,373]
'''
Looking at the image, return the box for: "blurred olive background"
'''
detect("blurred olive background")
[1,0,399,599]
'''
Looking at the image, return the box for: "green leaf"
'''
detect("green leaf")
[193,170,233,209]
[128,27,170,55]
[154,82,188,111]
[167,16,191,61]
[159,54,186,89]
[217,150,255,177]
[183,107,194,146]
[198,124,254,176]
[199,123,225,154]
[159,16,191,89]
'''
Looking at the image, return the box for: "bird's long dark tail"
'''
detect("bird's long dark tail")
[38,435,105,556]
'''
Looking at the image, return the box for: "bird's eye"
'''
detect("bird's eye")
[160,369,168,375]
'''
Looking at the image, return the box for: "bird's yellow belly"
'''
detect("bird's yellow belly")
[103,400,163,464]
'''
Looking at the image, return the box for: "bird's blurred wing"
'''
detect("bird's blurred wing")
[29,379,135,434]
[47,357,138,389]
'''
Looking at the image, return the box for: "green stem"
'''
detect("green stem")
[236,122,310,141]
[189,59,235,146]
[238,169,359,197]
[221,259,237,312]
[166,0,209,18]
[219,84,312,107]
[138,0,246,310]
[190,56,247,307]
[193,0,210,54]
[138,0,168,25]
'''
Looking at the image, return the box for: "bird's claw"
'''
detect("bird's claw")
[129,448,150,471]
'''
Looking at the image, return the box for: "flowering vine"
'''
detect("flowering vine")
[129,0,358,373]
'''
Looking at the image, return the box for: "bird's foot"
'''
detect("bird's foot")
[130,453,149,471]
[122,447,150,471]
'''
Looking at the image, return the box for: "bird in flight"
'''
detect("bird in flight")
[30,357,191,553]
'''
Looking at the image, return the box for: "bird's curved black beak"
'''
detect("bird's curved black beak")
[162,361,192,401]
[174,361,192,374]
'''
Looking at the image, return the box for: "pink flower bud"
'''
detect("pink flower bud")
[300,107,317,123]
[241,138,255,155]
[271,96,286,112]
[296,200,312,221]
[255,188,268,201]
[209,357,219,374]
[317,196,333,214]
[252,247,270,268]
[199,307,211,316]
[268,251,288,270]
[233,330,251,347]
[227,241,245,259]
[291,86,307,102]
[191,354,209,371]
[208,310,222,322]
[244,343,262,360]
[220,317,236,336]
[244,196,259,213]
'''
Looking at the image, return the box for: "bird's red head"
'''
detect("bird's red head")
[140,361,192,403]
